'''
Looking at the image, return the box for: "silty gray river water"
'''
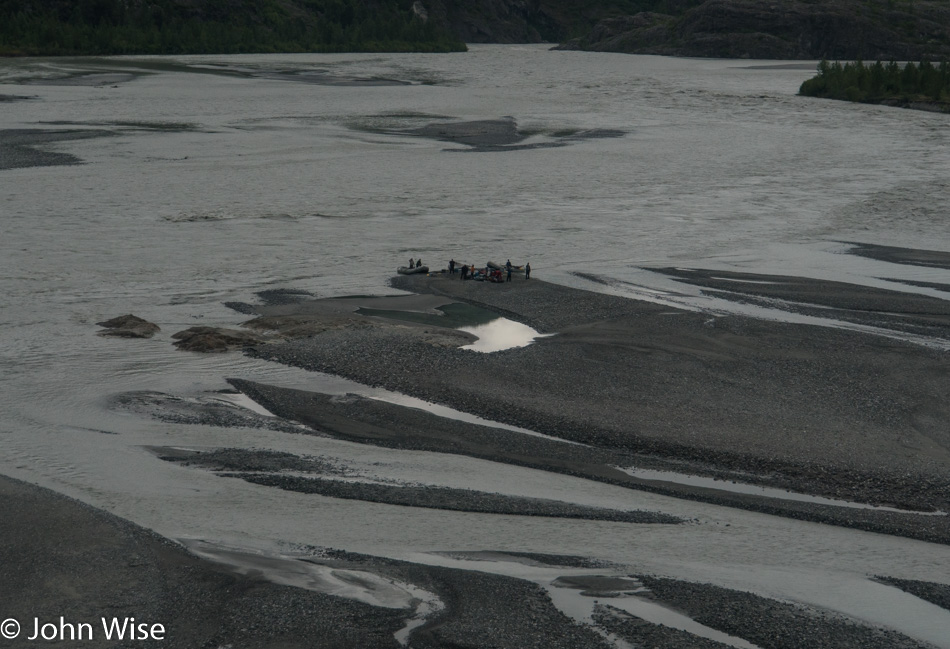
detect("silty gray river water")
[2,45,950,645]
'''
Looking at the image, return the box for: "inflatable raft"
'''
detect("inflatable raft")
[397,265,429,275]
[488,261,524,272]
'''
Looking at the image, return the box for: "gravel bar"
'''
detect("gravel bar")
[0,476,404,649]
[224,472,679,524]
[635,575,932,649]
[875,577,950,612]
[232,273,950,543]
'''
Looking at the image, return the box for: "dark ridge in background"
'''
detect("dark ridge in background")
[4,0,950,59]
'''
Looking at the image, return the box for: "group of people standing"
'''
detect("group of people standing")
[408,257,424,269]
[449,258,531,282]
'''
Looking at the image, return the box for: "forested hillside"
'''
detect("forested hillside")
[554,0,950,60]
[419,0,703,44]
[0,0,466,55]
[3,0,950,59]
[800,59,950,111]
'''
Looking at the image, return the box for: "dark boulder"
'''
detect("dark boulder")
[171,326,265,353]
[96,314,160,338]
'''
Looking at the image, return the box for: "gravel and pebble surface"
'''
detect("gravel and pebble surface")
[355,116,625,153]
[21,270,945,648]
[402,568,612,649]
[493,552,615,569]
[0,475,405,649]
[875,577,950,612]
[1,475,625,649]
[227,472,679,524]
[7,471,939,649]
[632,575,933,649]
[231,274,950,543]
[160,447,351,475]
[112,390,307,434]
[654,267,950,341]
[845,242,950,270]
[160,447,678,523]
[655,267,950,316]
[328,555,615,649]
[593,605,737,649]
[221,378,950,543]
[0,128,114,170]
[287,275,950,483]
[888,278,950,294]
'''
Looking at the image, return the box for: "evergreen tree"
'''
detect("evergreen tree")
[800,58,950,111]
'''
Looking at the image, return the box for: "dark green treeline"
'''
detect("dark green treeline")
[800,59,950,108]
[0,0,467,55]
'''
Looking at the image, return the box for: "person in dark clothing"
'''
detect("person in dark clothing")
[506,266,512,282]
[417,258,423,268]
[460,265,468,280]
[525,262,531,279]
[409,258,415,269]
[449,259,456,274]
[505,259,512,271]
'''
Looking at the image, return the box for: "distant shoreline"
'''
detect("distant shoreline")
[805,94,950,115]
[876,97,950,114]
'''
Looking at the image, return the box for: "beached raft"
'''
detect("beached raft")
[397,265,429,275]
[488,261,524,272]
